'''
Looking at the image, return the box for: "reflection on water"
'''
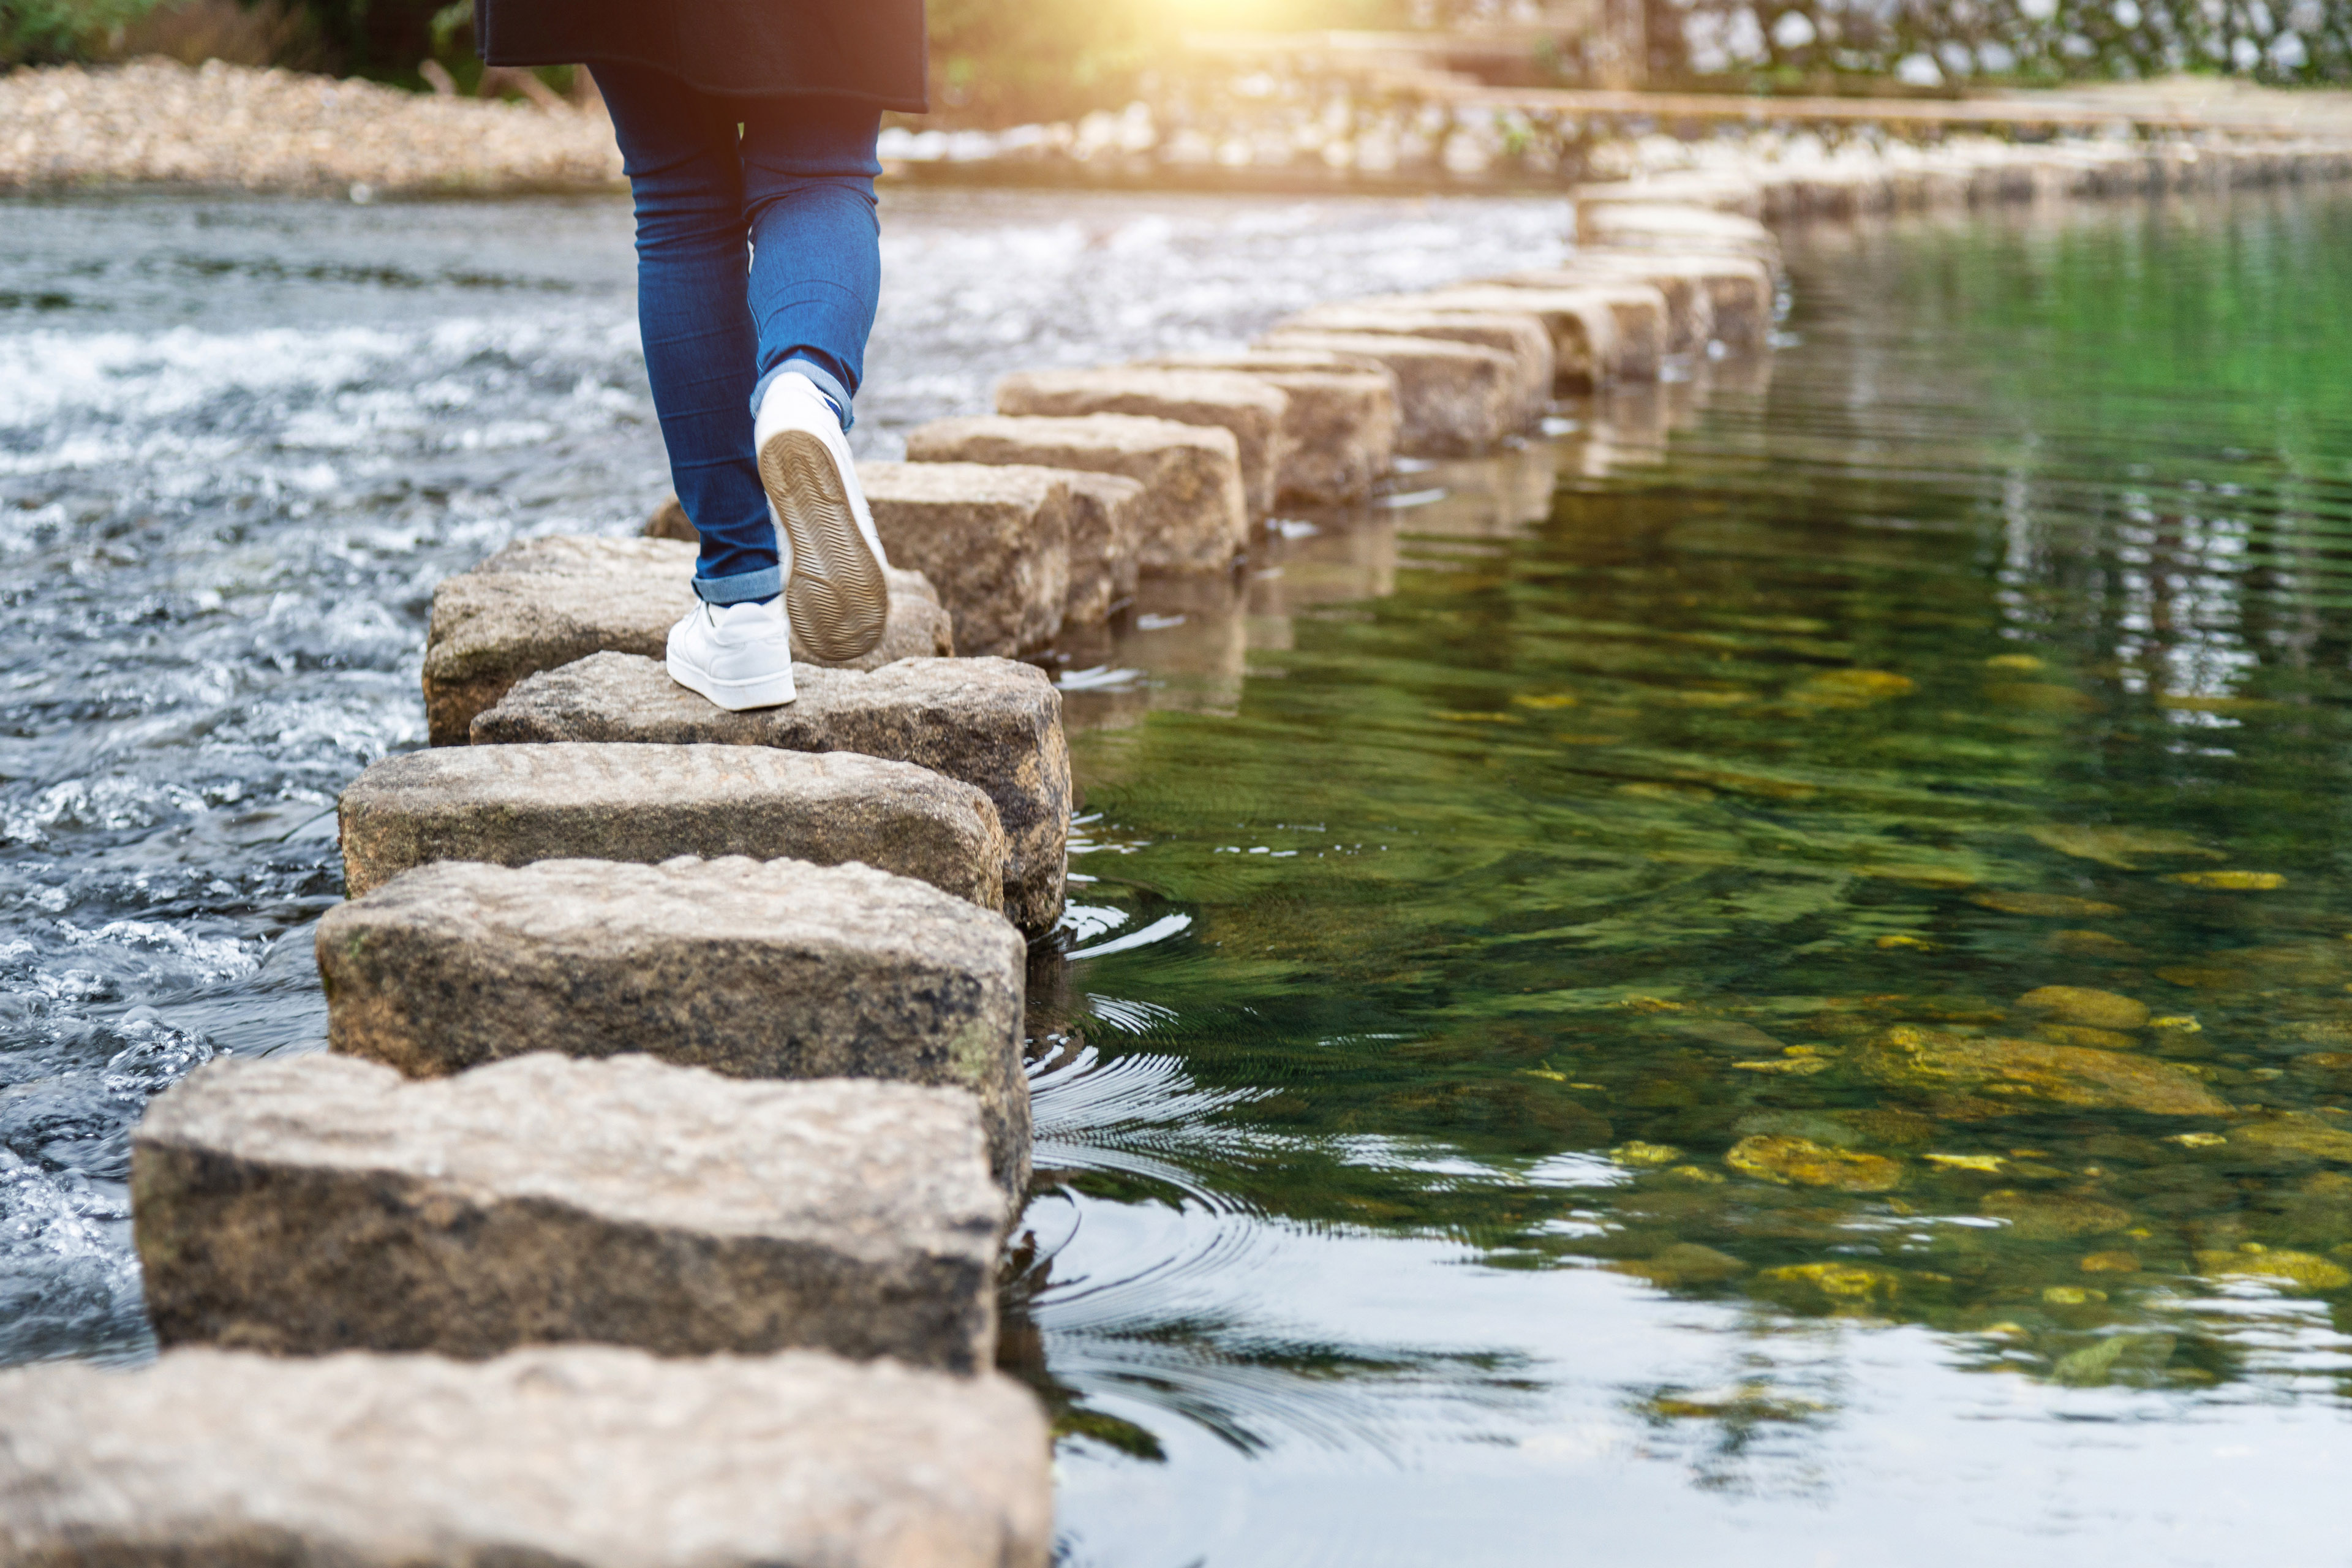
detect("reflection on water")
[1033,187,2352,1563]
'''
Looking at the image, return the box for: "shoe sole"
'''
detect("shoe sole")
[761,428,888,664]
[665,644,797,711]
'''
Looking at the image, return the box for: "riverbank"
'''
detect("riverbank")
[12,56,2352,202]
[0,56,620,195]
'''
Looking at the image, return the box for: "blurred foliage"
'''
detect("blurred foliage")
[6,0,2345,92]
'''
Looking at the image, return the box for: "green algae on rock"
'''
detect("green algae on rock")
[2015,986,2150,1031]
[1725,1135,1902,1193]
[2193,1245,2352,1292]
[1855,1026,2230,1116]
[1970,891,2124,918]
[1980,1189,2134,1240]
[1610,1243,1749,1287]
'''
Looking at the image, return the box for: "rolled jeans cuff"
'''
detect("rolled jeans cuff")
[751,356,856,432]
[692,564,784,605]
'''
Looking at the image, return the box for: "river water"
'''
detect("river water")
[6,181,2351,1564]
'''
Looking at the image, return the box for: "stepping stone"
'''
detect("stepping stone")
[472,653,1069,935]
[992,367,1291,520]
[318,856,1032,1189]
[1139,348,1401,503]
[903,413,1247,574]
[1571,251,1774,350]
[339,742,1009,913]
[1575,200,1782,266]
[1060,468,1145,623]
[1411,282,1669,383]
[857,461,1070,658]
[1272,305,1553,421]
[423,535,953,747]
[1483,263,1717,356]
[1253,330,1518,456]
[0,1345,1050,1568]
[1338,287,1635,390]
[137,1055,1007,1368]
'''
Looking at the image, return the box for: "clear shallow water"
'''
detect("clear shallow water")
[6,179,2352,1564]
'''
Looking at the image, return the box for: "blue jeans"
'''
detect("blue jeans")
[594,63,882,605]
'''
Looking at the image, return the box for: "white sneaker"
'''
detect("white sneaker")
[665,597,797,710]
[755,370,891,663]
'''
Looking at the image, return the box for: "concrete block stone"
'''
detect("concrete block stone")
[857,461,1071,657]
[339,742,1009,912]
[317,856,1031,1189]
[1254,330,1518,456]
[135,1053,1008,1369]
[1275,306,1553,422]
[1139,347,1400,504]
[1403,282,1667,383]
[904,412,1247,574]
[472,652,1069,935]
[993,366,1291,520]
[422,535,951,746]
[0,1346,1051,1568]
[1485,263,1717,358]
[1061,468,1145,622]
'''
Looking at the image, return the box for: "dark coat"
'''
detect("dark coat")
[475,0,927,111]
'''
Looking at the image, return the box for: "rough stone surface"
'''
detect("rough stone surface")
[1060,469,1146,622]
[993,367,1291,520]
[1855,1025,2230,1117]
[856,462,1071,657]
[0,1346,1051,1568]
[1487,264,1718,356]
[135,1054,1008,1370]
[1275,306,1553,422]
[318,857,1032,1189]
[1413,282,1668,383]
[339,742,1008,911]
[1140,349,1401,503]
[473,653,1069,934]
[903,413,1248,574]
[423,535,951,746]
[1574,250,1775,350]
[1254,330,1519,456]
[1576,201,1782,267]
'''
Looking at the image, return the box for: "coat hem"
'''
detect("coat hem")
[483,47,928,115]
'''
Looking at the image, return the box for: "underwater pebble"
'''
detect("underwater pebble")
[2194,1245,2351,1292]
[1725,1135,1901,1193]
[2168,870,2286,891]
[2015,986,2149,1031]
[1970,890,2123,918]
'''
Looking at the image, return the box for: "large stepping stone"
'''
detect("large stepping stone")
[421,535,954,747]
[0,1345,1050,1568]
[339,742,1009,913]
[1273,306,1553,422]
[1061,468,1144,622]
[1558,251,1774,350]
[1138,347,1400,504]
[1575,200,1782,266]
[1402,282,1668,384]
[318,856,1032,1189]
[903,412,1247,574]
[1254,330,1518,456]
[1483,262,1717,356]
[992,367,1291,520]
[472,653,1069,935]
[857,461,1071,658]
[136,1054,1008,1368]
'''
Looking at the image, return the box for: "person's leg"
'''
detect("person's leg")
[735,96,883,429]
[592,62,778,604]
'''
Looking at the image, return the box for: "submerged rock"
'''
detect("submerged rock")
[1969,890,2123,918]
[2016,985,2150,1031]
[1856,1025,2228,1116]
[2233,1114,2352,1163]
[1760,1261,1902,1303]
[2026,824,2224,870]
[1610,1243,1749,1287]
[1981,1189,2133,1240]
[1788,668,1915,706]
[2194,1245,2352,1292]
[1725,1135,1902,1193]
[2168,870,2286,891]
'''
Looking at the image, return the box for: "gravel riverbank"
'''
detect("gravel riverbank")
[1,58,621,195]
